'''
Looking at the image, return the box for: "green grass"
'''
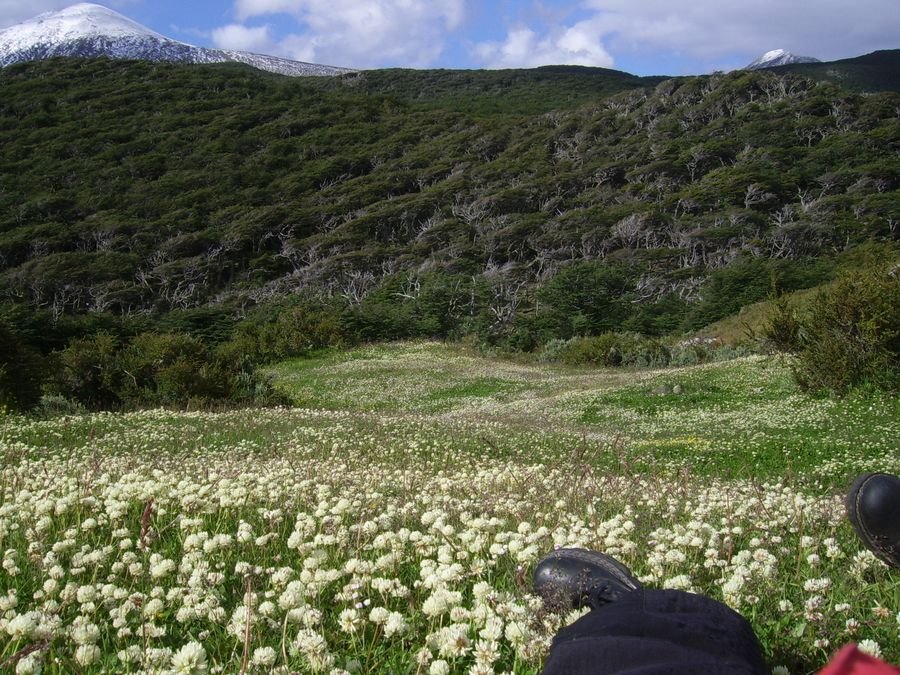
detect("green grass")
[267,343,899,487]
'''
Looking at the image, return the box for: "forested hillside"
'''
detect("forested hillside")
[769,49,900,93]
[0,57,898,358]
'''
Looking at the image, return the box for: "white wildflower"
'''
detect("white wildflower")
[171,641,208,674]
[857,640,882,659]
[250,646,277,668]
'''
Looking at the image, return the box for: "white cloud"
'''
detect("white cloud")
[474,22,614,69]
[225,0,466,68]
[211,23,273,53]
[578,0,900,64]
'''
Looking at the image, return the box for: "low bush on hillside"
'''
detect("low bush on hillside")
[0,320,46,412]
[764,265,900,394]
[52,330,287,410]
[557,332,671,367]
[539,333,752,368]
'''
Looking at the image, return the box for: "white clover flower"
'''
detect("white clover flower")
[473,639,500,666]
[271,567,294,587]
[429,659,450,675]
[227,605,254,638]
[338,608,361,634]
[771,667,790,675]
[302,607,323,627]
[857,639,882,659]
[437,623,471,658]
[663,575,693,591]
[206,607,228,624]
[150,558,176,579]
[504,620,528,645]
[117,644,142,665]
[143,598,164,618]
[75,585,96,604]
[171,641,209,674]
[472,581,493,602]
[7,612,38,640]
[422,591,449,617]
[70,617,100,645]
[250,646,277,668]
[74,644,101,667]
[449,606,470,622]
[293,628,330,659]
[871,604,891,620]
[384,612,408,637]
[664,549,686,564]
[141,622,166,639]
[823,538,842,559]
[15,652,42,675]
[369,606,390,624]
[802,577,831,593]
[415,647,433,666]
[237,521,254,544]
[145,646,174,666]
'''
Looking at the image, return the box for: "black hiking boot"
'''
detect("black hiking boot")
[846,473,900,569]
[533,548,642,611]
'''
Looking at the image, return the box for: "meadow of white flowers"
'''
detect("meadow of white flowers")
[1,344,897,673]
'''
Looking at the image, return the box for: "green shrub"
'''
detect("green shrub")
[760,292,802,354]
[35,394,87,417]
[219,301,345,366]
[116,332,225,406]
[55,330,286,410]
[537,338,570,363]
[54,332,121,408]
[0,321,47,411]
[790,266,900,394]
[560,332,671,368]
[668,344,706,367]
[681,257,832,332]
[536,262,632,339]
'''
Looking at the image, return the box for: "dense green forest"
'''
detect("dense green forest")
[766,49,900,94]
[0,56,898,408]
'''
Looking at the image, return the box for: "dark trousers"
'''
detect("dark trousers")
[542,589,769,675]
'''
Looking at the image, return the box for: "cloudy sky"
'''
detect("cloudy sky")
[2,0,899,74]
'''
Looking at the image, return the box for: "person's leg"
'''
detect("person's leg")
[535,549,768,675]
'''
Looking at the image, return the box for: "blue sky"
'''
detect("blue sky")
[3,0,900,75]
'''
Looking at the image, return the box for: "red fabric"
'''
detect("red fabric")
[819,645,900,675]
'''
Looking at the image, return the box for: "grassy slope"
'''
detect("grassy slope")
[265,342,900,486]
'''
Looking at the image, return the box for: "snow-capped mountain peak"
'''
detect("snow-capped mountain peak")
[2,4,166,51]
[0,3,352,77]
[746,48,821,70]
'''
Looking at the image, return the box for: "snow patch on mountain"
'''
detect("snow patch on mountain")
[0,3,353,77]
[746,48,821,70]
